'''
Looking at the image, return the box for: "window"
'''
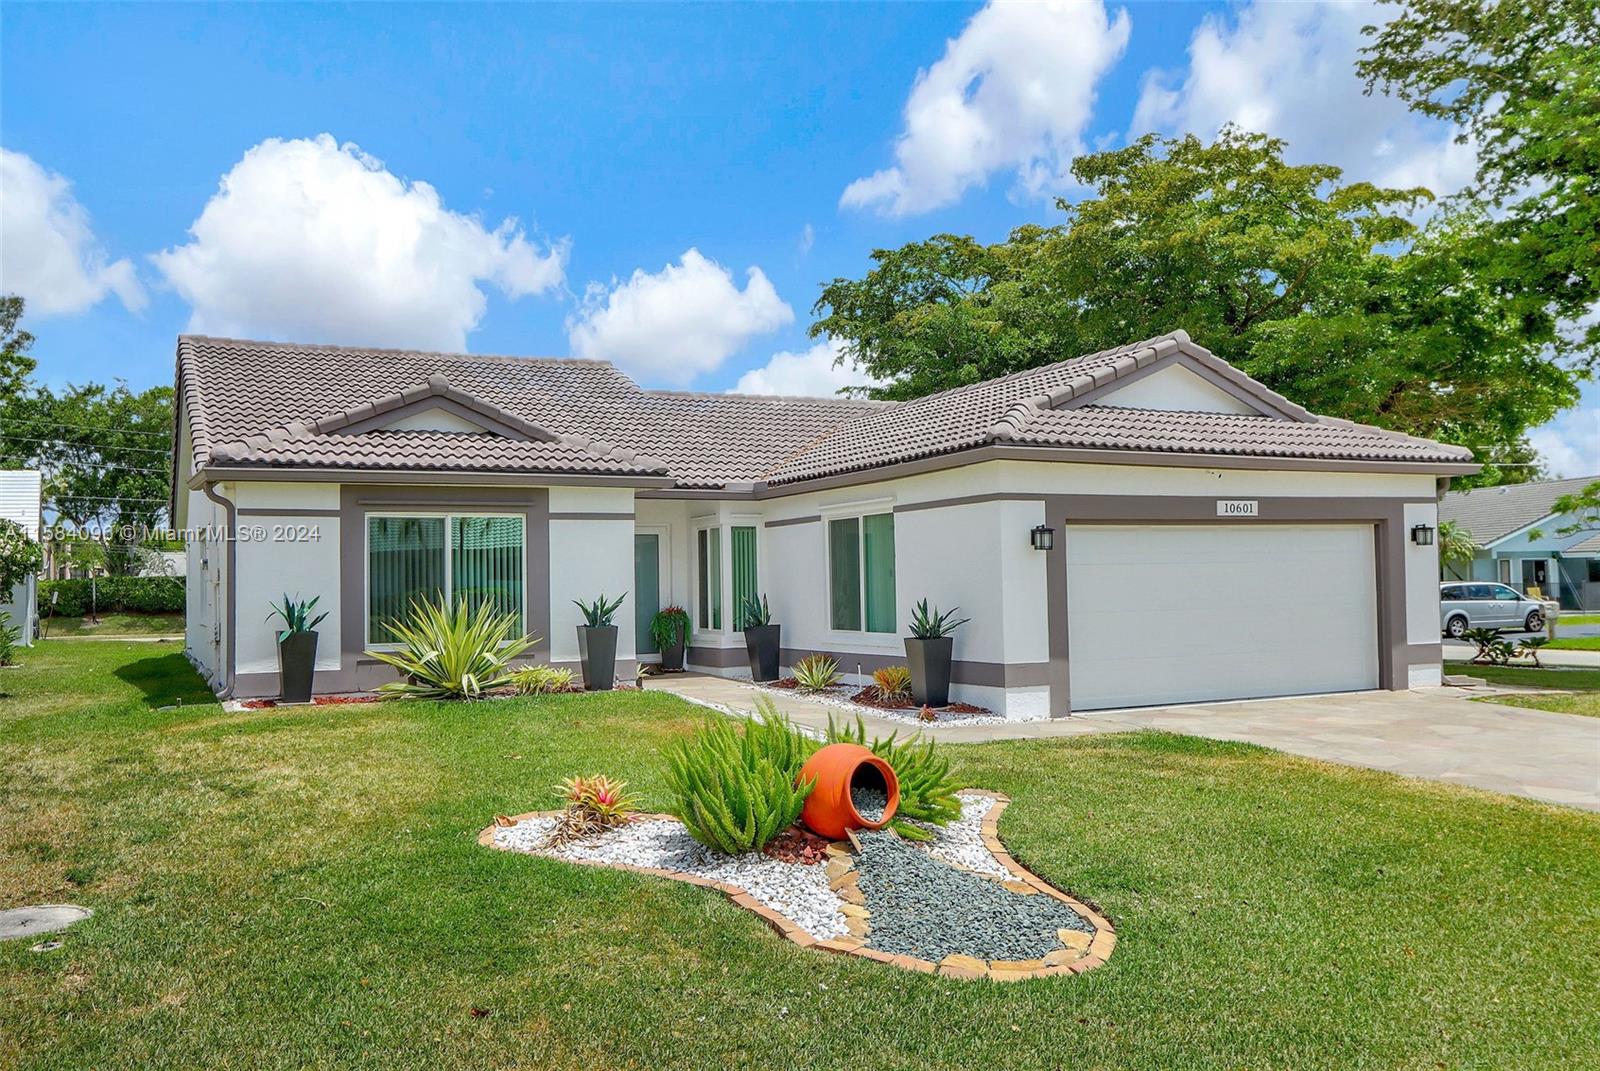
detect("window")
[367,514,524,644]
[1589,559,1600,583]
[1440,585,1462,601]
[1493,584,1521,600]
[730,525,758,626]
[697,526,722,630]
[828,512,895,633]
[1465,584,1495,600]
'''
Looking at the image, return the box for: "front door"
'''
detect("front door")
[634,533,661,657]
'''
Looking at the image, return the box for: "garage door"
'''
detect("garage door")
[1065,525,1379,711]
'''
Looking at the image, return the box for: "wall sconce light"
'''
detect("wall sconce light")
[1410,524,1435,547]
[1030,524,1055,551]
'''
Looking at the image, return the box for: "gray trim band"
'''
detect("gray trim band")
[238,507,341,517]
[894,493,1039,514]
[549,512,636,521]
[763,515,821,528]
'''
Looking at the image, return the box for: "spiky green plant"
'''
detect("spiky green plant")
[508,664,575,695]
[908,599,970,639]
[367,596,537,700]
[0,611,20,667]
[871,664,912,698]
[792,654,841,691]
[737,593,773,629]
[265,593,329,642]
[573,593,627,628]
[664,703,816,854]
[825,714,962,841]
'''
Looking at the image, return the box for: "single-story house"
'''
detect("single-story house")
[0,469,43,645]
[1440,476,1600,610]
[172,329,1475,718]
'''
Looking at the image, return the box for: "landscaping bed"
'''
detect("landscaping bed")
[751,679,1005,725]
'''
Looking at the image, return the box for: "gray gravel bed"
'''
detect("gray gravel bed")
[854,828,1092,962]
[853,785,889,822]
[493,816,848,939]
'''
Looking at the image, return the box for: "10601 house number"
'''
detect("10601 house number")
[1216,500,1259,517]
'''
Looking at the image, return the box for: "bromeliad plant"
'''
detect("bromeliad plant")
[871,665,912,699]
[664,701,816,854]
[908,599,970,639]
[549,774,639,845]
[825,714,962,841]
[792,654,842,692]
[367,596,537,699]
[573,593,627,628]
[265,593,328,641]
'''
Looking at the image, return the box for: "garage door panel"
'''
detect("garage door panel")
[1066,525,1378,710]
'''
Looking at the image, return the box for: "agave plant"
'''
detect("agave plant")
[738,593,773,629]
[792,654,841,691]
[574,593,627,628]
[265,593,328,642]
[508,664,575,694]
[367,596,537,699]
[908,599,970,639]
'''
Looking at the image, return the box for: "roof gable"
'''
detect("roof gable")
[306,374,561,441]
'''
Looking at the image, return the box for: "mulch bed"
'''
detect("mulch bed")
[240,695,381,709]
[762,825,832,866]
[848,687,992,718]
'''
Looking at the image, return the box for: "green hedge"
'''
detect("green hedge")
[41,577,185,617]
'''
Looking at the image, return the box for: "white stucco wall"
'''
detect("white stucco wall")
[548,486,636,664]
[1097,364,1258,415]
[232,482,342,676]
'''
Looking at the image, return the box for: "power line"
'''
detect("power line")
[0,415,172,438]
[0,434,174,456]
[0,457,172,477]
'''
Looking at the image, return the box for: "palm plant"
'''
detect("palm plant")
[908,599,970,639]
[1463,627,1513,665]
[573,593,627,628]
[367,596,537,699]
[265,593,328,642]
[1515,636,1550,668]
[1437,521,1478,578]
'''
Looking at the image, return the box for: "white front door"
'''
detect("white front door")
[1065,524,1380,711]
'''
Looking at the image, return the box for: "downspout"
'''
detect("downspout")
[200,481,237,698]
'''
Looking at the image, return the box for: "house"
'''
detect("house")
[172,329,1475,718]
[0,469,43,645]
[1439,476,1600,610]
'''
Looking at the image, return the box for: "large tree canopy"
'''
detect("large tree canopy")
[812,129,1587,485]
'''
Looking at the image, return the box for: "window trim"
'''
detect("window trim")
[364,510,528,649]
[824,507,898,644]
[692,521,723,635]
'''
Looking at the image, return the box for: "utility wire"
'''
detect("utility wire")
[0,434,174,455]
[0,416,172,438]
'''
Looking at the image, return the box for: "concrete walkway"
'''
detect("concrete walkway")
[647,673,1600,813]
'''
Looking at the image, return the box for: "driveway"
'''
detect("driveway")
[652,674,1600,812]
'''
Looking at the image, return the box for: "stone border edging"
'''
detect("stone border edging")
[478,790,1116,982]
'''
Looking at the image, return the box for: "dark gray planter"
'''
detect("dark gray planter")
[658,639,685,673]
[905,636,953,708]
[277,631,318,704]
[577,625,619,691]
[744,623,781,682]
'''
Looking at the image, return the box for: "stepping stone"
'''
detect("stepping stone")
[0,904,92,942]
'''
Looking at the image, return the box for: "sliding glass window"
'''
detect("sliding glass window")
[367,514,525,644]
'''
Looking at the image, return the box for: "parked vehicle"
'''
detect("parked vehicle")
[1439,582,1553,638]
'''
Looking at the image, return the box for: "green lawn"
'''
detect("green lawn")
[42,612,184,638]
[1463,662,1600,719]
[1555,613,1600,627]
[1548,635,1600,651]
[3,643,1597,1070]
[1485,692,1600,718]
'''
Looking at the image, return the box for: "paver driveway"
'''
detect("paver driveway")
[653,675,1600,811]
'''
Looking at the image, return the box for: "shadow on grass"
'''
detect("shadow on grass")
[112,650,218,709]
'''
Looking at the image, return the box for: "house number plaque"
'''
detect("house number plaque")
[1216,500,1259,517]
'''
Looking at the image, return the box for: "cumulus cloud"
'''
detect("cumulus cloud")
[1529,400,1600,479]
[152,134,566,351]
[1132,1,1476,197]
[841,0,1130,217]
[732,336,882,397]
[0,148,146,316]
[567,248,792,386]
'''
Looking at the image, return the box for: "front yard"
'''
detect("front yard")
[1461,663,1600,719]
[3,642,1598,1069]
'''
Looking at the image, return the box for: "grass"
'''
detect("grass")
[1462,662,1600,719]
[1484,693,1600,718]
[1555,613,1600,627]
[3,643,1598,1070]
[42,613,184,638]
[1547,635,1600,651]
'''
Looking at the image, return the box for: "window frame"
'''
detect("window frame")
[364,510,528,649]
[693,521,723,634]
[823,503,898,644]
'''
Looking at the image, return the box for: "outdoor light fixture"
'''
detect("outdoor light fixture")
[1030,524,1055,551]
[1411,524,1436,546]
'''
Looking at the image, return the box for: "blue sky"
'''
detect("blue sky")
[2,1,1594,473]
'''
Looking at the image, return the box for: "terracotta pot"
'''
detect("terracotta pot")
[798,742,900,841]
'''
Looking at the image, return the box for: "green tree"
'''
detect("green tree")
[812,129,1585,481]
[1359,0,1600,347]
[1437,520,1479,580]
[0,296,37,402]
[1527,480,1600,541]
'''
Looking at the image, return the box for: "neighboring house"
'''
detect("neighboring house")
[171,329,1475,718]
[0,469,43,645]
[1439,476,1600,610]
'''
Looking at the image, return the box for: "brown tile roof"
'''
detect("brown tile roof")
[178,330,1472,490]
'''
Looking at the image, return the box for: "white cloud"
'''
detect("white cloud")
[841,0,1131,217]
[798,223,815,256]
[0,148,146,316]
[152,134,566,351]
[732,336,882,398]
[1530,401,1600,479]
[1132,1,1476,197]
[567,248,793,386]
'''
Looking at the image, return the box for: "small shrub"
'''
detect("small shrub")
[1465,627,1513,665]
[792,654,841,691]
[825,715,962,841]
[871,665,912,698]
[0,611,20,667]
[367,596,537,699]
[664,702,815,854]
[649,606,690,649]
[509,664,575,694]
[549,774,639,844]
[0,520,43,592]
[1515,636,1550,668]
[573,593,627,628]
[908,599,970,639]
[41,576,185,616]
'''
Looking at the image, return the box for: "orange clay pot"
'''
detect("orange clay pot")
[798,742,900,841]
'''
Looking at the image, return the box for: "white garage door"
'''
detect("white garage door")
[1066,524,1379,711]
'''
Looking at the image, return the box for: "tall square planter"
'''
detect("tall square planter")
[277,631,318,704]
[577,625,618,691]
[904,636,953,708]
[744,623,781,682]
